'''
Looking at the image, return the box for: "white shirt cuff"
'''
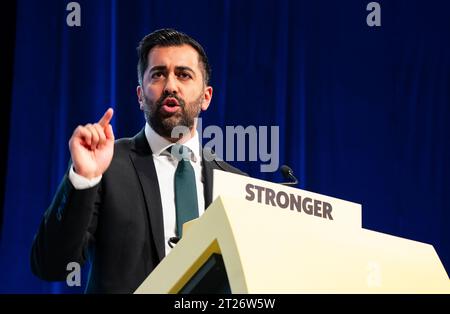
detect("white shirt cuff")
[69,166,102,190]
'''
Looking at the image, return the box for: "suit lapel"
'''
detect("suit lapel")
[129,129,165,260]
[202,159,214,208]
[202,148,221,208]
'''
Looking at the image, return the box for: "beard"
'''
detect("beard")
[142,91,203,139]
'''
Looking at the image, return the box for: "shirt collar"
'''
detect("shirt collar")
[144,123,201,163]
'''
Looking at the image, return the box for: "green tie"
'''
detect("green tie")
[171,144,199,238]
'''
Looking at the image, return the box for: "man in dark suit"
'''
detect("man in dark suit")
[31,29,245,293]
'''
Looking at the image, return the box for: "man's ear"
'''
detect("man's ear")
[137,85,144,110]
[201,86,213,111]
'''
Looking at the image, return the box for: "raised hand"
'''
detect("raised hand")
[69,108,115,179]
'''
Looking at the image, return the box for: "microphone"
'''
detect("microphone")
[168,237,180,248]
[280,165,299,186]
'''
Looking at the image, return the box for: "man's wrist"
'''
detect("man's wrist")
[69,166,102,189]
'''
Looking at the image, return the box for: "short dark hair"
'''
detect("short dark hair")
[136,28,211,86]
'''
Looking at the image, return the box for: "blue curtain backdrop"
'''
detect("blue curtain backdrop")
[1,0,449,293]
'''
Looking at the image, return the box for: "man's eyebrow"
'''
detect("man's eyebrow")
[149,65,167,73]
[148,65,196,76]
[175,66,195,74]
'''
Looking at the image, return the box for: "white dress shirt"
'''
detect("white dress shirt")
[69,123,205,256]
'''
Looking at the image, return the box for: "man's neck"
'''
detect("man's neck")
[145,123,201,160]
[164,129,195,144]
[159,121,198,144]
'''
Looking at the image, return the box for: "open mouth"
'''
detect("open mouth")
[163,97,179,107]
[160,97,181,113]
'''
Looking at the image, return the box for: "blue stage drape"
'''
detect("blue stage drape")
[1,0,449,293]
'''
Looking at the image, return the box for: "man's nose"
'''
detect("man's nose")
[164,73,178,94]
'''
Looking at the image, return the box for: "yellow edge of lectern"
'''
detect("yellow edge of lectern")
[135,197,250,294]
[168,240,221,293]
[135,196,450,294]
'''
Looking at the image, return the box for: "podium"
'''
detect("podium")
[135,171,450,293]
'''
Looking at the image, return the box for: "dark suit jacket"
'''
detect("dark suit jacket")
[31,129,245,293]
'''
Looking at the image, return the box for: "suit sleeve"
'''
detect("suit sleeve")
[30,171,101,281]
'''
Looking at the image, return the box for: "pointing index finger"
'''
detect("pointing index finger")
[98,108,114,127]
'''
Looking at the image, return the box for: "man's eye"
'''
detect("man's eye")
[178,72,192,79]
[151,72,163,79]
